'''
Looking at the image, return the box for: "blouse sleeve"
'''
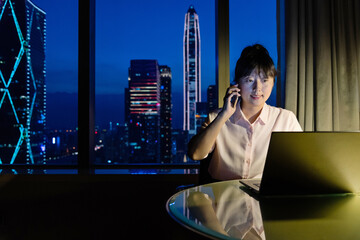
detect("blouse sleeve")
[198,110,220,155]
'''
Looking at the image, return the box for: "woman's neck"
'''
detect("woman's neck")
[240,102,264,124]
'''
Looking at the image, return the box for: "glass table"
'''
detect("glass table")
[166,179,360,240]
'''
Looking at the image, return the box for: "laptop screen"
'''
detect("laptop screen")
[259,132,360,195]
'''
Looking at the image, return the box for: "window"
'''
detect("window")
[229,0,277,106]
[95,0,215,166]
[0,0,278,173]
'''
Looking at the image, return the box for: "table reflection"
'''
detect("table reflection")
[167,180,360,240]
[187,183,264,240]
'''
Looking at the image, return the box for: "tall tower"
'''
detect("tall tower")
[0,0,46,165]
[159,65,172,163]
[127,60,160,163]
[183,5,201,137]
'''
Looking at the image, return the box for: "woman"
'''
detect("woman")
[187,44,302,181]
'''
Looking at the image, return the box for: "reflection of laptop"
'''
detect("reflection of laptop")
[260,195,360,239]
[240,132,360,196]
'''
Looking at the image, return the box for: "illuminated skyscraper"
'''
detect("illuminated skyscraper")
[183,5,201,137]
[0,0,46,164]
[207,85,218,113]
[127,60,160,163]
[159,65,172,163]
[195,102,207,134]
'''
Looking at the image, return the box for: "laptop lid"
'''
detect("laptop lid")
[259,132,360,195]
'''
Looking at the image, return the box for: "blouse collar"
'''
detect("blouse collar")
[231,101,269,126]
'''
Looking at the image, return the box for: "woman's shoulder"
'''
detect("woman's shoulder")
[267,105,297,118]
[266,105,302,131]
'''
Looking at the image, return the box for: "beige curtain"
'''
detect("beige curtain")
[278,0,360,131]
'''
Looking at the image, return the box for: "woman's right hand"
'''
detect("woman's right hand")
[220,84,241,119]
[188,85,240,160]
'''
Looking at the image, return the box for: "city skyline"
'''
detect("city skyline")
[1,0,278,165]
[31,0,277,130]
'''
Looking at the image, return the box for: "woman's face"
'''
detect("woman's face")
[238,68,274,109]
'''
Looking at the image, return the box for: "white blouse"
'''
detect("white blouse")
[204,102,302,180]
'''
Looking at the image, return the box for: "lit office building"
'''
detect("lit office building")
[0,0,46,164]
[183,5,201,137]
[207,84,218,112]
[159,65,172,163]
[127,60,160,163]
[171,128,188,163]
[195,102,207,134]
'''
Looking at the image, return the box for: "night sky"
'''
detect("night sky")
[32,0,276,129]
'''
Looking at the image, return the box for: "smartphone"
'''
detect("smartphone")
[230,95,238,107]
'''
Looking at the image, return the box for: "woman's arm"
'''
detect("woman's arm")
[187,85,240,160]
[187,112,229,160]
[187,192,229,236]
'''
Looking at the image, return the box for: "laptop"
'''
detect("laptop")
[240,132,360,196]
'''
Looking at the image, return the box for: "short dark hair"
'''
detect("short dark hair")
[234,44,277,84]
